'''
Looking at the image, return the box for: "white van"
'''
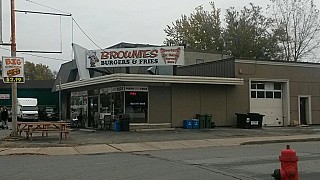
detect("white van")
[17,98,38,121]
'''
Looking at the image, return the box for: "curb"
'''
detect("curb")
[241,137,320,145]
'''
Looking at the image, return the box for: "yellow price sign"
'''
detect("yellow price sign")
[3,77,24,83]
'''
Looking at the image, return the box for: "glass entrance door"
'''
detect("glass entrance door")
[88,96,98,127]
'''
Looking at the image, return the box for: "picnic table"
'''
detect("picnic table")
[17,121,70,141]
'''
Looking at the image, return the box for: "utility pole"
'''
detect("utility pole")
[0,0,3,44]
[10,0,18,137]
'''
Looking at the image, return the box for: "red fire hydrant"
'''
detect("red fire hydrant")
[272,145,299,180]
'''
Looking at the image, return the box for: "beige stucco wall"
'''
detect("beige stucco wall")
[225,85,250,126]
[148,86,171,124]
[171,84,201,127]
[171,84,241,127]
[235,61,320,125]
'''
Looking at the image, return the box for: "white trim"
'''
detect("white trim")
[59,73,244,90]
[248,78,289,83]
[236,59,320,68]
[283,81,290,126]
[298,95,312,125]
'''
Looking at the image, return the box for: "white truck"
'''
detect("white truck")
[17,98,39,121]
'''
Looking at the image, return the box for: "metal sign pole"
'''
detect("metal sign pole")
[59,78,62,121]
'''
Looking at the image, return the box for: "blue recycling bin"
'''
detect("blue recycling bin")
[192,119,199,129]
[183,120,193,129]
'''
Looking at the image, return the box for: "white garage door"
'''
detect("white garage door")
[250,82,283,127]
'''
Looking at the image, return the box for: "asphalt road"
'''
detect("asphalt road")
[138,142,320,180]
[0,141,319,180]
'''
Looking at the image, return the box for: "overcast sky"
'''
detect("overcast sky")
[0,0,269,71]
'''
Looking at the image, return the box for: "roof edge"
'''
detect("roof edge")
[235,59,320,68]
[58,73,244,91]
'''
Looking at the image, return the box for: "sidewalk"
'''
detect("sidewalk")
[1,125,320,156]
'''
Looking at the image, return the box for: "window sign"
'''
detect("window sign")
[125,86,148,92]
[101,86,148,94]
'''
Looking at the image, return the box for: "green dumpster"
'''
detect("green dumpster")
[197,114,212,129]
[196,114,206,129]
[205,114,212,128]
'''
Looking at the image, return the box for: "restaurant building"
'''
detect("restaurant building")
[53,42,320,128]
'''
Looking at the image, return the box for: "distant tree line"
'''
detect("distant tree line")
[164,0,320,62]
[24,61,57,80]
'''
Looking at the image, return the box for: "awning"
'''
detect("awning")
[57,73,244,91]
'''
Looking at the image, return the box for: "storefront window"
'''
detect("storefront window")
[125,91,148,123]
[99,86,148,123]
[114,92,124,115]
[70,91,87,127]
[100,93,112,114]
[99,87,124,119]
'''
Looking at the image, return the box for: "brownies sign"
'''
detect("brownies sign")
[86,46,184,68]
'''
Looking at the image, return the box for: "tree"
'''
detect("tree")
[224,3,281,60]
[164,2,223,51]
[24,61,56,80]
[270,0,320,62]
[164,3,282,60]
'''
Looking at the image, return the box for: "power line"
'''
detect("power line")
[0,46,69,62]
[72,18,104,50]
[7,0,106,61]
[25,0,104,51]
[26,0,70,14]
[15,9,71,16]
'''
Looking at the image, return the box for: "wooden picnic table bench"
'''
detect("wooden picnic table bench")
[17,121,70,141]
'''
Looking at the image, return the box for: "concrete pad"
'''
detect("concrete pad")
[0,148,41,155]
[110,142,157,152]
[75,144,119,154]
[173,140,219,148]
[38,147,79,156]
[144,141,189,150]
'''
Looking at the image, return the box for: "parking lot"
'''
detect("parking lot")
[1,122,320,148]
